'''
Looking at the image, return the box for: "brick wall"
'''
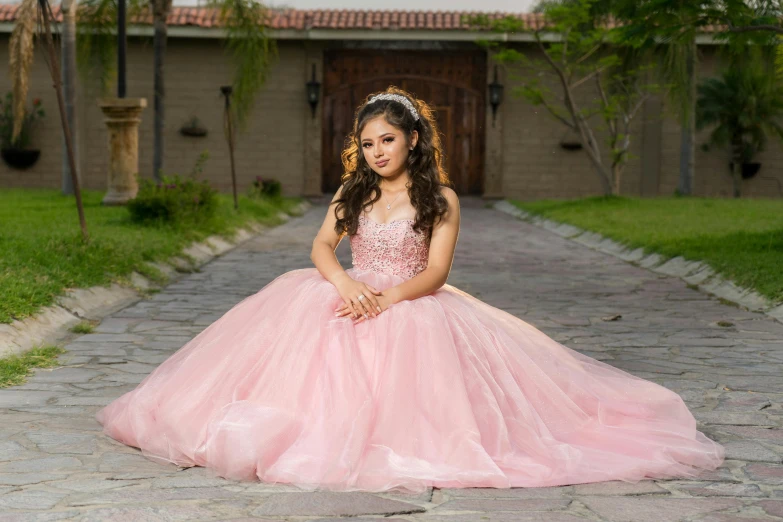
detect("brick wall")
[1,34,782,200]
[499,45,645,201]
[500,43,783,201]
[0,35,307,196]
[659,47,783,198]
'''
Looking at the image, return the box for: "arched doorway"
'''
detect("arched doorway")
[321,49,487,195]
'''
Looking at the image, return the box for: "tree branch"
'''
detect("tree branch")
[595,74,616,137]
[571,66,609,90]
[539,97,577,129]
[574,42,603,66]
[628,92,649,122]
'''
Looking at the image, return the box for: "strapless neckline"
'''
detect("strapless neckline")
[359,214,416,227]
[351,213,429,279]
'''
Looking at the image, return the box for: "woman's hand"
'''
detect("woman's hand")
[335,291,394,323]
[333,275,383,319]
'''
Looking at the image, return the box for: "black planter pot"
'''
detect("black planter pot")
[559,128,583,151]
[729,162,762,180]
[1,148,41,170]
[180,126,208,137]
[560,141,583,151]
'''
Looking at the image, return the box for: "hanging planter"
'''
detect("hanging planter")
[729,161,762,180]
[559,127,583,151]
[1,148,41,169]
[0,93,45,169]
[180,116,208,138]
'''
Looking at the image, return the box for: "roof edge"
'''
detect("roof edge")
[0,20,724,44]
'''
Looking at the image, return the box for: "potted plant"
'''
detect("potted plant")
[0,92,45,169]
[696,61,783,197]
[729,143,762,180]
[248,175,282,199]
[180,116,208,137]
[559,127,583,151]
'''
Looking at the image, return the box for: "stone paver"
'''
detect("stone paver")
[0,200,782,520]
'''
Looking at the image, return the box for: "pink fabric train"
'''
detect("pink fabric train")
[96,212,725,494]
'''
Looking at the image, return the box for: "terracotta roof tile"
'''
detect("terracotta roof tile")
[0,4,730,33]
[0,3,535,31]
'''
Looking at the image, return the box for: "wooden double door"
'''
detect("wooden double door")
[321,49,487,195]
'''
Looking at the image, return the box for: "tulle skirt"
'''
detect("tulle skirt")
[95,266,725,494]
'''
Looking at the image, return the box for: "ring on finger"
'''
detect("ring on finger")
[357,294,365,302]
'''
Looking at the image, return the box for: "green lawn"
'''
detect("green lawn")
[511,196,783,304]
[0,345,66,388]
[0,188,304,324]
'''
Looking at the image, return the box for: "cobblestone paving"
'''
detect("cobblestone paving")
[1,200,781,521]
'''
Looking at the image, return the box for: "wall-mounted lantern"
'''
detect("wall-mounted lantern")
[488,65,504,127]
[306,63,321,119]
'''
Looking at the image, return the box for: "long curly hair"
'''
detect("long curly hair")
[333,86,452,243]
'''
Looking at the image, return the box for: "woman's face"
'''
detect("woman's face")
[360,115,418,179]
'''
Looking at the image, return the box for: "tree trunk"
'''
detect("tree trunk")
[731,140,743,198]
[574,121,612,195]
[611,162,624,196]
[60,0,79,195]
[152,0,169,182]
[677,38,696,196]
[587,156,613,196]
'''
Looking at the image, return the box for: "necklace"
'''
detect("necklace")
[380,184,407,210]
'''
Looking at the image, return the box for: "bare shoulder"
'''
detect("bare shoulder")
[332,183,345,202]
[329,184,346,219]
[439,186,460,216]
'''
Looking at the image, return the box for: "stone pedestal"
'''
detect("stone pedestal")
[98,97,147,205]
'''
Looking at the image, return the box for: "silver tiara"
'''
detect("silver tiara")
[367,93,420,121]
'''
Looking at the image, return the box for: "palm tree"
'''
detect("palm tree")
[608,1,704,196]
[670,35,697,197]
[697,61,783,197]
[61,0,80,195]
[150,0,171,182]
[612,0,783,197]
[9,0,35,145]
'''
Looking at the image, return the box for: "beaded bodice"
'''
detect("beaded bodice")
[350,214,429,280]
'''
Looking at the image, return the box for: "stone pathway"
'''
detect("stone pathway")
[1,200,781,521]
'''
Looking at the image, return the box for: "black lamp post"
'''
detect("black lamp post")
[117,0,126,98]
[306,63,321,119]
[220,85,238,211]
[488,65,504,128]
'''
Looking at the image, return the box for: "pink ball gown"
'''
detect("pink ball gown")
[96,212,725,494]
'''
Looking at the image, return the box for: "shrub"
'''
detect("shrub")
[128,151,218,226]
[249,175,282,199]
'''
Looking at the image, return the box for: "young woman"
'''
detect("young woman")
[96,86,725,494]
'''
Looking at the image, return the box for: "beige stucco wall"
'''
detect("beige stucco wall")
[499,44,645,201]
[0,35,308,196]
[1,33,782,200]
[499,43,783,200]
